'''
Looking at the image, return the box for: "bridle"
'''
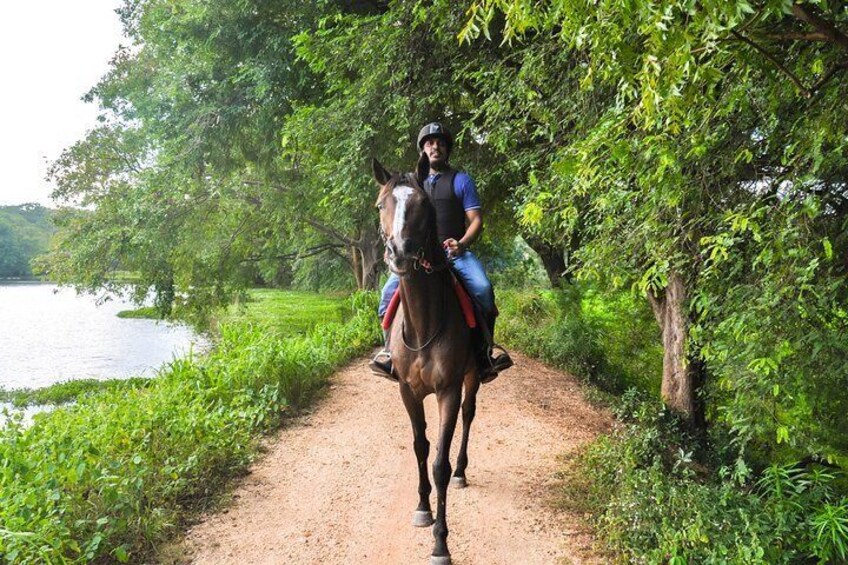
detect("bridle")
[379,177,449,277]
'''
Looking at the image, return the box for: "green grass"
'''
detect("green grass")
[0,290,381,563]
[116,307,161,319]
[221,289,349,336]
[0,378,152,408]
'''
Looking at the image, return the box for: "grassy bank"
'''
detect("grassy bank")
[499,286,848,563]
[222,289,350,336]
[0,291,379,563]
[116,307,160,319]
[0,378,152,408]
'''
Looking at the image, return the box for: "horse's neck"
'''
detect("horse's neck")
[399,270,449,343]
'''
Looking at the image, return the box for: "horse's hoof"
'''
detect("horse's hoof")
[450,476,467,489]
[412,510,435,527]
[430,555,451,565]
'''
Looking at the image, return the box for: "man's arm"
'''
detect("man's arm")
[445,209,482,257]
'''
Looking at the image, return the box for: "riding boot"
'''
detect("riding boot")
[479,314,514,384]
[369,328,397,381]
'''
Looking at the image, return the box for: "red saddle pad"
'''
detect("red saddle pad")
[382,275,477,330]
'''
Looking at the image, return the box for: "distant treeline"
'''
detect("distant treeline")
[0,204,54,278]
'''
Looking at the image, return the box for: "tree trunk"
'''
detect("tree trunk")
[647,271,703,426]
[351,245,363,289]
[523,235,569,288]
[357,232,383,291]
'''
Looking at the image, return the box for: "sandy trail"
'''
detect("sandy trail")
[183,352,611,565]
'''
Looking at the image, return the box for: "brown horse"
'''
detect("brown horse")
[373,155,481,565]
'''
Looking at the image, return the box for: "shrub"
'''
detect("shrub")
[579,391,848,564]
[497,286,662,394]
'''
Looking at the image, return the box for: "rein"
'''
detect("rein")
[400,236,449,351]
[411,242,449,275]
[401,273,448,352]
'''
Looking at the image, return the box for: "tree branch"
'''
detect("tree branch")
[305,217,357,247]
[239,243,346,264]
[240,179,362,247]
[242,179,288,193]
[731,30,812,97]
[760,31,831,43]
[791,3,848,53]
[809,61,848,94]
[329,247,354,270]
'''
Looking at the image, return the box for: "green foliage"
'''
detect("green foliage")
[41,0,374,312]
[577,391,848,564]
[0,378,152,408]
[116,307,161,319]
[0,204,55,278]
[220,289,349,337]
[0,291,380,563]
[695,198,848,467]
[38,0,848,556]
[461,0,848,467]
[497,286,662,394]
[477,235,550,290]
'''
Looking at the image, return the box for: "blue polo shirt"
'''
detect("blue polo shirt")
[427,171,481,212]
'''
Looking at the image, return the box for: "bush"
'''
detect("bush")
[497,285,662,394]
[0,292,381,563]
[578,391,848,564]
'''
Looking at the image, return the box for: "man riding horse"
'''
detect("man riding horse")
[370,122,513,382]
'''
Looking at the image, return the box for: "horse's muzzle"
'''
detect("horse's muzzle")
[388,255,414,276]
[386,238,420,276]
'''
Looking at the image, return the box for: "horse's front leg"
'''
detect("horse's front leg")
[431,385,462,565]
[400,382,434,527]
[452,372,480,488]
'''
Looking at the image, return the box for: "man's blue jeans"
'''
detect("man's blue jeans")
[378,250,495,319]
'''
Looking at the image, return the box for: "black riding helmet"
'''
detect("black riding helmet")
[417,122,454,152]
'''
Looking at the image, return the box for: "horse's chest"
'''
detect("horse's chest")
[396,354,455,395]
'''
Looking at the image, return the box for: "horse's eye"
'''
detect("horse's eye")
[377,201,385,210]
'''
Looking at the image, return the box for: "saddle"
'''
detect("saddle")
[372,273,512,383]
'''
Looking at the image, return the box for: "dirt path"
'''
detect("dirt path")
[183,352,611,565]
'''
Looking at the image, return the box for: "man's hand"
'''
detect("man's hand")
[443,238,465,258]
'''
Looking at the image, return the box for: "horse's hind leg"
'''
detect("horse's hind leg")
[431,386,462,565]
[452,373,480,489]
[399,382,434,527]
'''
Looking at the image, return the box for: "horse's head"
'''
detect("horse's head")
[372,154,437,276]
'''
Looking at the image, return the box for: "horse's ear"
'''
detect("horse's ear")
[416,152,429,187]
[372,158,392,186]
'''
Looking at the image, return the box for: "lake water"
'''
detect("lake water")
[0,282,206,391]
